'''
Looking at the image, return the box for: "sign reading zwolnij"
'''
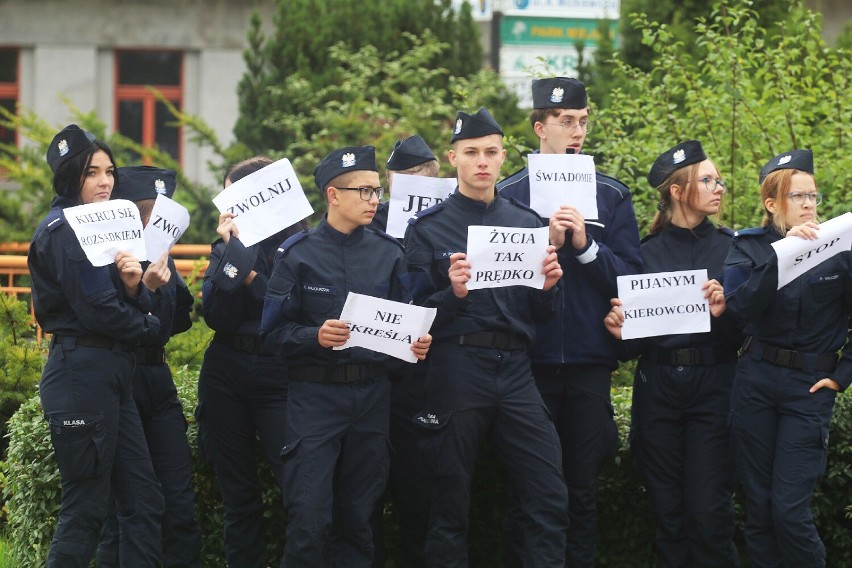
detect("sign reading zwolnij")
[386,174,457,238]
[771,212,852,290]
[465,225,549,290]
[334,292,437,363]
[617,269,710,340]
[528,153,598,220]
[143,194,190,262]
[64,199,146,267]
[212,158,313,248]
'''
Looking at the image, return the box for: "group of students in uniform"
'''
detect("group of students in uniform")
[28,75,850,568]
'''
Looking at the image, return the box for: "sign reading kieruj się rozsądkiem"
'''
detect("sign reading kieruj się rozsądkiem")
[63,199,147,267]
[616,269,711,340]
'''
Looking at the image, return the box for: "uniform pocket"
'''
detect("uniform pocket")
[48,412,106,481]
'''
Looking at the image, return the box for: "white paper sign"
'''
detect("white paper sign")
[528,153,598,219]
[63,199,146,267]
[386,174,456,238]
[465,225,549,291]
[212,158,313,247]
[771,212,852,289]
[617,269,710,340]
[334,292,437,363]
[143,194,190,262]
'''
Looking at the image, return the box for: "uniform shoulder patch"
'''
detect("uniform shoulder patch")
[717,226,735,237]
[371,229,405,250]
[46,208,67,232]
[596,173,629,198]
[407,201,446,225]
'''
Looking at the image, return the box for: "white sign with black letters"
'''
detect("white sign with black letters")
[617,269,710,340]
[465,225,549,291]
[334,292,437,363]
[212,158,313,247]
[771,212,852,289]
[64,199,147,267]
[143,194,190,262]
[528,153,598,220]
[386,174,456,238]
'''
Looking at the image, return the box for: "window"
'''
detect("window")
[115,50,183,163]
[0,47,19,148]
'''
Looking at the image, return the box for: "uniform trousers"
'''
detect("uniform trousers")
[731,354,835,568]
[281,376,391,567]
[197,343,288,568]
[631,359,738,568]
[419,343,569,568]
[41,340,164,568]
[97,362,201,568]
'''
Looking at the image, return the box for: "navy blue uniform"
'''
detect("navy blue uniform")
[198,235,288,568]
[498,162,642,567]
[29,196,164,567]
[624,220,740,567]
[403,190,569,568]
[724,226,852,568]
[262,218,409,567]
[97,259,201,568]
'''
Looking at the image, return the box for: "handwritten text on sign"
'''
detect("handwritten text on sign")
[465,225,549,291]
[528,153,598,220]
[334,292,437,363]
[386,174,457,238]
[143,194,190,262]
[63,199,146,266]
[771,212,852,289]
[617,269,710,340]
[212,158,313,247]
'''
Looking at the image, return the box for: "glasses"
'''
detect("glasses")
[691,177,727,193]
[546,119,592,134]
[336,186,385,201]
[786,192,822,205]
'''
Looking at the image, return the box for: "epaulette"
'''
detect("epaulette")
[596,172,629,198]
[497,166,528,191]
[407,201,446,225]
[732,227,766,238]
[506,197,543,219]
[46,208,66,232]
[370,228,405,250]
[718,226,735,237]
[276,229,311,256]
[640,231,658,244]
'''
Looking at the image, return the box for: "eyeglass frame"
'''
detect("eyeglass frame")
[335,186,385,201]
[544,119,593,134]
[690,177,728,193]
[786,191,823,205]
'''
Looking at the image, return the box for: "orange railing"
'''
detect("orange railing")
[0,242,210,339]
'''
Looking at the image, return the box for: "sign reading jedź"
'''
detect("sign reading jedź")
[386,174,457,239]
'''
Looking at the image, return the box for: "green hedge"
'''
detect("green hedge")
[3,366,851,566]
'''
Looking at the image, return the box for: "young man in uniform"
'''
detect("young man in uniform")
[498,77,643,567]
[404,107,569,567]
[261,146,431,567]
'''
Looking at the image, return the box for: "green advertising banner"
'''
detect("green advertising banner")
[500,16,618,47]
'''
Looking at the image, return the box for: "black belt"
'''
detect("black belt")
[289,363,384,384]
[742,337,838,373]
[455,331,528,351]
[50,334,133,351]
[134,346,167,365]
[213,333,266,354]
[655,345,737,366]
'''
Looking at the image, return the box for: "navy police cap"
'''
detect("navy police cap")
[115,166,177,201]
[647,140,707,188]
[532,77,587,110]
[386,135,436,171]
[759,149,813,184]
[314,146,378,192]
[46,124,97,173]
[450,107,503,144]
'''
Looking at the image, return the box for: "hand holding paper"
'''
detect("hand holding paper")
[771,212,852,289]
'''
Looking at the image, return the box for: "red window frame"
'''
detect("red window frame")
[114,49,183,164]
[0,47,20,148]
